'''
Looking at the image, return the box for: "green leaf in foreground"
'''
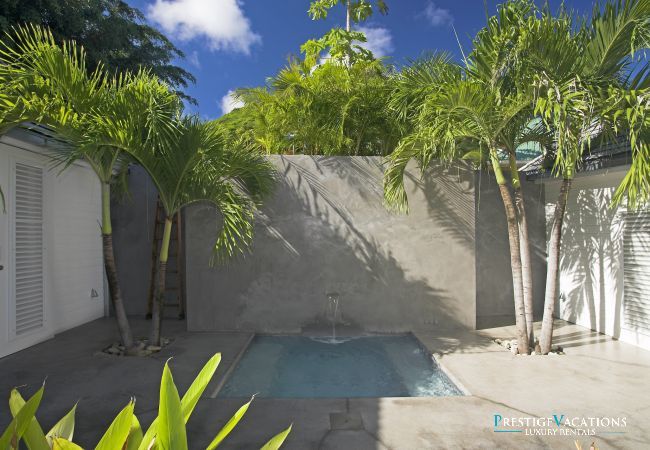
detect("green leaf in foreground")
[0,385,44,449]
[261,424,293,450]
[46,403,77,446]
[8,389,49,450]
[206,397,253,449]
[95,400,135,450]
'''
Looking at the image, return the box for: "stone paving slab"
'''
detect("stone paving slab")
[1,318,649,449]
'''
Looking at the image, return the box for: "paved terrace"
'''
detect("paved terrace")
[1,319,649,449]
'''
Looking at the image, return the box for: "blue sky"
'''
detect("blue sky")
[126,1,595,119]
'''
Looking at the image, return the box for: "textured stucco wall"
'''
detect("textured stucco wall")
[185,156,477,333]
[474,172,547,329]
[111,165,158,317]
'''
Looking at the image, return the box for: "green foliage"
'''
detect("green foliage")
[528,0,650,206]
[303,0,388,64]
[3,353,291,449]
[124,115,276,264]
[308,0,388,23]
[0,0,195,102]
[223,59,399,156]
[301,28,374,66]
[384,0,650,210]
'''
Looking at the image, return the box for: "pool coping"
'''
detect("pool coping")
[210,332,255,398]
[210,331,470,398]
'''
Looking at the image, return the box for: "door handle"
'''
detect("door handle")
[0,265,3,270]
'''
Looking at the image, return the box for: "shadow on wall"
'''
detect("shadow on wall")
[111,165,159,317]
[557,183,625,339]
[185,156,477,334]
[475,171,547,329]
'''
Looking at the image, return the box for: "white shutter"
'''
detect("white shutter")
[12,162,45,336]
[623,210,650,336]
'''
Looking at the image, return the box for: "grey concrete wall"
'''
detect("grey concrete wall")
[474,172,547,329]
[111,165,158,317]
[185,156,477,333]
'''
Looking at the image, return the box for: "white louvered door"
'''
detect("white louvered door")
[10,161,46,338]
[623,210,650,337]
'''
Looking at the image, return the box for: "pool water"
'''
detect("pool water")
[218,335,463,398]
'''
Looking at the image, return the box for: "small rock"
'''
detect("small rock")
[549,351,556,355]
[510,346,518,355]
[531,351,537,355]
[495,338,502,345]
[558,351,565,355]
[147,345,162,352]
[105,345,121,355]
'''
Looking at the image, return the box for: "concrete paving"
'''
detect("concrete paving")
[1,318,649,449]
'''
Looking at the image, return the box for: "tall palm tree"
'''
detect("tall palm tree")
[0,26,180,352]
[465,0,541,345]
[527,0,650,353]
[120,116,276,346]
[385,72,536,353]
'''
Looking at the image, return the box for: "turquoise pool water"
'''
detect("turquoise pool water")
[218,335,463,398]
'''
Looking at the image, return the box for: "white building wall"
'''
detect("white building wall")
[44,159,105,333]
[545,167,650,350]
[0,133,105,358]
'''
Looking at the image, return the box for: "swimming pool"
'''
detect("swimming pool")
[217,334,463,398]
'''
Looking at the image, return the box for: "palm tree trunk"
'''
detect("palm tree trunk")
[509,155,535,345]
[539,177,572,354]
[492,155,529,354]
[101,183,134,350]
[346,0,351,32]
[150,216,173,346]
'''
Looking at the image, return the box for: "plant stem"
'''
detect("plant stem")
[491,152,529,354]
[539,176,572,354]
[509,153,535,346]
[101,183,134,350]
[150,216,173,346]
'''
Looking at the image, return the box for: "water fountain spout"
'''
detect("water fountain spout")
[325,292,341,341]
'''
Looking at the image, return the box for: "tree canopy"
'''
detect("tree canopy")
[0,0,195,102]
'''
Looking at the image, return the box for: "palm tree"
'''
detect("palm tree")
[121,116,276,346]
[385,70,536,353]
[0,26,179,352]
[464,0,541,345]
[527,0,650,353]
[227,59,399,156]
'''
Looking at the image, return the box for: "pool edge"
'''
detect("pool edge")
[410,332,472,396]
[210,332,255,398]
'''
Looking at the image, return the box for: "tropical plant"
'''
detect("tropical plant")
[383,1,552,353]
[384,68,539,353]
[228,58,398,155]
[527,0,650,353]
[0,0,196,103]
[120,116,276,346]
[2,353,292,449]
[0,25,180,352]
[463,0,541,346]
[302,0,388,64]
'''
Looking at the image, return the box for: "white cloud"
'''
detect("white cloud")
[356,26,394,57]
[423,2,453,27]
[187,50,201,68]
[147,0,261,54]
[220,90,244,115]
